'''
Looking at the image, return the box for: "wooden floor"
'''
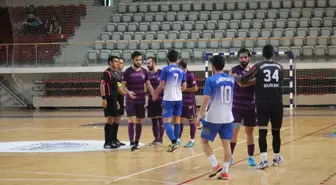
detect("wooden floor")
[0,108,335,185]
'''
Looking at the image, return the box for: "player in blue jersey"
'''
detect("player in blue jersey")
[152,50,186,152]
[198,55,234,180]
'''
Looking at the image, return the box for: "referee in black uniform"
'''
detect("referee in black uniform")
[100,55,123,149]
[236,45,284,169]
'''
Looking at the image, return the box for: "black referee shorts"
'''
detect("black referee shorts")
[104,98,119,117]
[256,103,283,130]
[117,94,124,116]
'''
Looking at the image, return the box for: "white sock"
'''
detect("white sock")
[273,153,279,159]
[190,139,195,143]
[208,155,218,167]
[261,152,268,162]
[222,162,230,173]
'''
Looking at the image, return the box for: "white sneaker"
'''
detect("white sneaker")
[272,155,284,166]
[257,160,269,170]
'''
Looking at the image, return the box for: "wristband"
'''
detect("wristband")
[102,96,106,100]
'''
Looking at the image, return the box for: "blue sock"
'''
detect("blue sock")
[174,124,180,140]
[164,122,175,142]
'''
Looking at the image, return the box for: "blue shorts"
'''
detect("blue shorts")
[200,121,234,142]
[162,100,183,118]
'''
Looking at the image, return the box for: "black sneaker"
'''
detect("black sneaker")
[131,140,140,151]
[104,143,113,149]
[130,141,135,146]
[116,139,125,146]
[110,141,119,149]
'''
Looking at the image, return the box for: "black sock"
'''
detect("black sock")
[172,139,177,144]
[110,124,116,142]
[115,123,119,140]
[258,129,268,153]
[272,129,281,153]
[104,123,111,144]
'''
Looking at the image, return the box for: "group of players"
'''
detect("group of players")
[100,44,285,180]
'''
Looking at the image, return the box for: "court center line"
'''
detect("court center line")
[177,123,336,185]
[107,120,291,183]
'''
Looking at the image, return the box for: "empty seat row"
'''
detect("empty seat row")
[101,27,336,41]
[87,46,336,63]
[106,19,336,33]
[118,0,336,13]
[94,36,336,50]
[112,8,336,23]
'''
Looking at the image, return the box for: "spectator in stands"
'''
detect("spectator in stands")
[23,5,42,33]
[45,17,62,34]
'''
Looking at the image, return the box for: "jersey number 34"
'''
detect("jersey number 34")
[263,69,279,82]
[220,86,232,104]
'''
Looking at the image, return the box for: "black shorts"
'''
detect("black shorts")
[147,100,162,118]
[256,103,283,130]
[117,94,124,116]
[104,98,119,117]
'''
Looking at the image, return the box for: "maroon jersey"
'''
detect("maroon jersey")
[148,69,163,103]
[123,67,149,104]
[182,70,197,106]
[231,65,255,110]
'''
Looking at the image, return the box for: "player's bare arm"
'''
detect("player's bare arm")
[100,73,108,108]
[181,81,187,92]
[122,81,136,99]
[198,95,210,122]
[230,70,255,87]
[145,80,154,95]
[153,80,165,101]
[236,65,259,84]
[183,85,198,92]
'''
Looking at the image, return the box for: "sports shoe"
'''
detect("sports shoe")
[217,172,229,180]
[167,143,179,152]
[257,161,269,170]
[272,155,284,166]
[184,141,195,148]
[248,156,257,166]
[148,140,160,146]
[209,164,222,178]
[130,141,135,146]
[116,139,125,146]
[131,140,140,151]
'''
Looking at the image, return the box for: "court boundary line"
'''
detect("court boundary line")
[0,170,177,184]
[106,118,291,183]
[177,123,336,185]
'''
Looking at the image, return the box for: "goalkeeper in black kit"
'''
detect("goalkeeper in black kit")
[235,45,284,170]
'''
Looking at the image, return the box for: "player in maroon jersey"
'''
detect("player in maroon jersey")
[146,57,165,145]
[122,51,154,150]
[177,59,198,148]
[229,48,257,166]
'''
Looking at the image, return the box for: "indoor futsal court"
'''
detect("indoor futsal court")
[0,108,335,185]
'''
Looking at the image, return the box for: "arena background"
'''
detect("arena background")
[0,0,335,109]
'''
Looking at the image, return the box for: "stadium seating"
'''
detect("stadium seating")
[0,4,86,65]
[86,0,336,63]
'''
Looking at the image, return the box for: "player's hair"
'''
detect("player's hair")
[131,51,143,60]
[108,55,119,65]
[237,48,251,57]
[178,59,188,69]
[119,57,125,62]
[147,56,157,64]
[210,55,225,71]
[262,44,274,60]
[167,49,179,63]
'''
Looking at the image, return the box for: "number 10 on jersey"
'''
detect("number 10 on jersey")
[220,86,232,104]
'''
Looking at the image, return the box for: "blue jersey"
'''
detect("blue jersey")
[160,64,186,101]
[203,73,235,124]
